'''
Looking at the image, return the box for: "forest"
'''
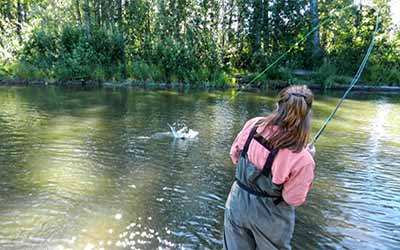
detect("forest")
[0,0,399,87]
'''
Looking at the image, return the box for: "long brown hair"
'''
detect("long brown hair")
[258,85,314,152]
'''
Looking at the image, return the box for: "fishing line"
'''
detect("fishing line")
[309,6,380,147]
[234,17,332,93]
[230,5,352,99]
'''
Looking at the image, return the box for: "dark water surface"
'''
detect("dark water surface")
[0,86,399,250]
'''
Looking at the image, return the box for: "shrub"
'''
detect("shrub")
[21,28,58,69]
[0,64,7,79]
[92,66,106,82]
[361,63,400,86]
[129,61,163,82]
[212,71,231,87]
[150,65,163,82]
[312,63,337,88]
[130,61,152,81]
[54,39,95,80]
[19,25,125,81]
[263,66,280,80]
[169,74,179,83]
[383,68,400,86]
[149,35,222,84]
[330,75,353,85]
[11,62,48,80]
[278,67,294,81]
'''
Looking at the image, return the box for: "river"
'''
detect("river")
[0,86,399,250]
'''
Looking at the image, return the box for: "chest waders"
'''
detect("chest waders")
[224,126,295,250]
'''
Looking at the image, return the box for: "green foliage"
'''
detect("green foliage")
[384,69,400,85]
[278,68,294,81]
[144,34,223,83]
[242,67,295,87]
[0,62,9,79]
[20,29,57,74]
[362,64,400,86]
[128,61,163,82]
[10,62,48,80]
[1,0,399,87]
[19,25,125,81]
[328,75,353,85]
[0,68,5,79]
[92,66,107,82]
[53,38,95,80]
[311,63,337,88]
[211,71,231,87]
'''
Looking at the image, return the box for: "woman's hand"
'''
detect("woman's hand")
[307,144,316,158]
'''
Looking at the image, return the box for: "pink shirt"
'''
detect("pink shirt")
[230,117,315,206]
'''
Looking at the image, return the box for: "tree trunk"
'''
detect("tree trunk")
[321,27,327,50]
[117,0,123,30]
[6,0,12,20]
[227,0,234,42]
[237,4,244,53]
[251,0,262,54]
[310,0,322,63]
[108,0,115,31]
[221,0,228,49]
[117,0,127,78]
[93,0,100,26]
[271,2,279,53]
[75,0,82,24]
[98,0,103,28]
[16,0,22,41]
[83,0,91,39]
[22,1,27,22]
[262,0,269,54]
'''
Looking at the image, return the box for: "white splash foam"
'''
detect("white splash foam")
[167,123,199,139]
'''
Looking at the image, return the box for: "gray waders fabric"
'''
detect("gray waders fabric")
[224,126,295,250]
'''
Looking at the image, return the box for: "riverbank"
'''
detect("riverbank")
[1,78,400,93]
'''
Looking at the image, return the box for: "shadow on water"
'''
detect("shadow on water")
[0,86,399,250]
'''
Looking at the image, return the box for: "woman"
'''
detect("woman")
[224,85,315,250]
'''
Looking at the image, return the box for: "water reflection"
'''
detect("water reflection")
[0,86,399,250]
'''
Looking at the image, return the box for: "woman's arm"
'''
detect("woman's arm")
[281,162,315,206]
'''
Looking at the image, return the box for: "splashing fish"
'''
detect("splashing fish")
[167,123,199,139]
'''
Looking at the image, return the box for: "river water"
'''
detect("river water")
[0,86,399,250]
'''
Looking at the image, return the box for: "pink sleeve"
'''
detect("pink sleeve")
[229,136,240,165]
[230,118,260,165]
[282,163,315,206]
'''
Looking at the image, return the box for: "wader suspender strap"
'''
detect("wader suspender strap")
[237,125,283,205]
[262,148,279,176]
[242,126,259,155]
[261,148,283,205]
[254,133,272,150]
[243,125,279,177]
